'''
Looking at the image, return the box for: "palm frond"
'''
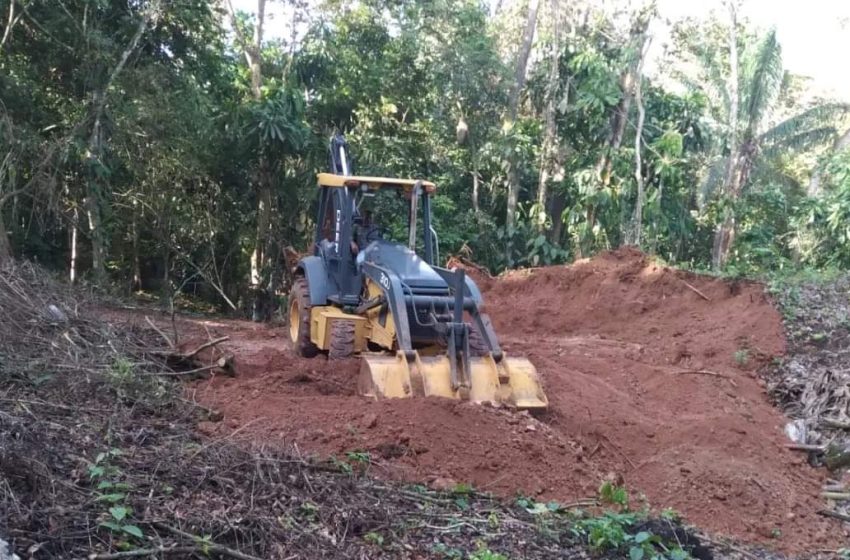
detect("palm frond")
[740,29,784,134]
[760,126,838,160]
[759,103,850,145]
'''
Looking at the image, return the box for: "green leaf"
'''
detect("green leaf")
[121,524,144,539]
[109,506,129,521]
[669,549,689,560]
[525,502,549,515]
[88,465,105,479]
[96,493,126,503]
[99,521,122,533]
[629,545,645,560]
[97,480,114,490]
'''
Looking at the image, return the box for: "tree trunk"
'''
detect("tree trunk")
[504,0,540,236]
[536,0,562,233]
[85,107,107,283]
[131,211,141,291]
[626,38,650,246]
[0,206,11,263]
[712,1,739,271]
[69,208,78,284]
[550,191,566,246]
[228,0,271,318]
[0,0,24,55]
[586,10,652,248]
[472,170,480,213]
[84,4,156,283]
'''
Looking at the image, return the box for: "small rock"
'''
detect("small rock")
[604,471,624,486]
[0,538,21,560]
[431,477,457,491]
[363,413,379,429]
[197,421,218,436]
[525,423,537,432]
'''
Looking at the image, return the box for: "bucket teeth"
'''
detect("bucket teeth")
[358,351,548,411]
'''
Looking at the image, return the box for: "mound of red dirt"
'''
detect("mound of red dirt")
[188,249,844,553]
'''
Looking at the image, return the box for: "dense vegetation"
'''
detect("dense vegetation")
[1,0,848,314]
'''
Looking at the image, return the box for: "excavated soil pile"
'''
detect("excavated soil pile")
[192,248,843,552]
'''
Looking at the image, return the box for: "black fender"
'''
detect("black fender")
[295,256,330,306]
[464,275,483,304]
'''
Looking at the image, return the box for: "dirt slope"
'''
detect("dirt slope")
[190,249,843,553]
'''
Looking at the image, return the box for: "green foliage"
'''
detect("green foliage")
[431,542,466,559]
[734,348,750,366]
[345,451,372,465]
[599,481,629,508]
[572,511,690,560]
[363,531,384,546]
[468,546,509,560]
[89,448,143,540]
[1,0,846,304]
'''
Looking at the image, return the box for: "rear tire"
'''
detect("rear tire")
[328,320,356,359]
[289,276,319,358]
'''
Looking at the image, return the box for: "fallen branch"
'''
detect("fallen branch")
[89,545,197,559]
[144,362,223,377]
[785,443,825,452]
[153,522,265,560]
[821,492,850,501]
[680,279,710,301]
[674,369,731,379]
[183,336,230,359]
[817,509,850,523]
[0,398,108,413]
[145,315,174,349]
[822,417,850,430]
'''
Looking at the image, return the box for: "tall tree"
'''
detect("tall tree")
[226,0,267,291]
[504,0,540,243]
[535,0,564,233]
[85,0,162,283]
[711,0,740,269]
[587,6,653,244]
[625,36,651,246]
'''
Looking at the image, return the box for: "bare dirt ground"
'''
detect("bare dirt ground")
[182,248,844,554]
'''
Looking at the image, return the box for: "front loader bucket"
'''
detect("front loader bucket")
[359,351,548,411]
[496,356,549,410]
[358,352,412,399]
[359,351,459,400]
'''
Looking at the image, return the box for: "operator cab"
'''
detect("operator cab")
[313,172,444,304]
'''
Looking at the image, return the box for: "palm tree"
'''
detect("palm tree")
[683,8,848,269]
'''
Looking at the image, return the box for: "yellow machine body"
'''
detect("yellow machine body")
[295,160,547,410]
[357,351,548,410]
[307,279,548,410]
[309,306,369,353]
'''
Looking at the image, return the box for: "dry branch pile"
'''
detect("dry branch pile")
[0,261,158,378]
[0,258,596,559]
[768,275,850,448]
[0,262,732,559]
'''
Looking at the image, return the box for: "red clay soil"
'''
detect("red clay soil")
[184,248,844,553]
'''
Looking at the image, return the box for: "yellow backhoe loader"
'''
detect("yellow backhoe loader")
[287,135,547,410]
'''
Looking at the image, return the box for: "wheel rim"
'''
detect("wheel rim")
[289,297,300,343]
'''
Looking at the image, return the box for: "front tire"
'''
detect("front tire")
[289,276,319,358]
[328,320,356,359]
